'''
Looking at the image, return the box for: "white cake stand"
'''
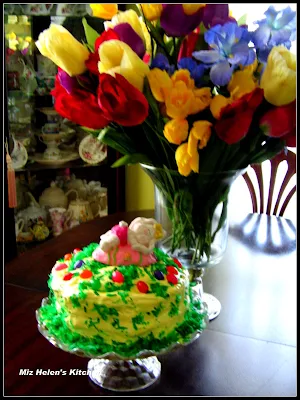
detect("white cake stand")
[36,297,206,392]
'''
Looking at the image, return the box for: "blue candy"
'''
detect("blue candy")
[74,260,85,269]
[154,270,164,280]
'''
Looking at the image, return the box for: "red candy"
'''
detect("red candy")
[137,281,149,293]
[73,248,81,254]
[80,270,93,279]
[55,263,68,271]
[112,271,124,283]
[64,253,72,261]
[166,266,179,275]
[167,273,178,285]
[63,273,73,281]
[173,258,182,268]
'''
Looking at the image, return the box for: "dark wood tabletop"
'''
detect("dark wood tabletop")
[5,211,296,396]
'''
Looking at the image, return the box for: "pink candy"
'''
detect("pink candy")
[111,224,128,246]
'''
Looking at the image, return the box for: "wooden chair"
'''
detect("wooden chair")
[242,149,296,217]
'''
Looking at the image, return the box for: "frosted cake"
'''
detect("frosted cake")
[39,218,207,357]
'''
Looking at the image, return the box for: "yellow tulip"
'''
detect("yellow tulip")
[190,87,212,114]
[260,45,296,106]
[140,4,163,21]
[210,95,231,119]
[147,68,173,102]
[228,69,258,101]
[182,4,206,15]
[175,143,199,176]
[105,10,146,45]
[98,40,149,92]
[165,81,195,119]
[36,24,89,77]
[163,119,189,145]
[188,121,212,153]
[90,4,118,19]
[171,69,195,90]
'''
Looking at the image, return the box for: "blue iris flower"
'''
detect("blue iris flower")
[150,53,175,75]
[192,22,255,87]
[251,6,296,63]
[177,58,207,87]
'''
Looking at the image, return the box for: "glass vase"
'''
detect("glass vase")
[141,164,244,320]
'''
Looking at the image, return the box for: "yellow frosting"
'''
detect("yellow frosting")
[50,256,191,344]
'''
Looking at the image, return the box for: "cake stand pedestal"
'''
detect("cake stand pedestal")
[36,297,204,392]
[88,357,161,391]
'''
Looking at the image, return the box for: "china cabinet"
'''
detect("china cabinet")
[4,5,126,262]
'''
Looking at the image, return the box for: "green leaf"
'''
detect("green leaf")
[198,22,208,34]
[98,126,138,155]
[143,79,160,120]
[237,14,247,26]
[82,17,101,50]
[111,153,151,168]
[81,127,101,135]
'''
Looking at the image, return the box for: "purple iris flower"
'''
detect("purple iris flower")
[192,22,256,87]
[160,4,204,37]
[201,4,237,28]
[151,53,175,75]
[251,6,296,62]
[113,23,145,58]
[177,57,206,87]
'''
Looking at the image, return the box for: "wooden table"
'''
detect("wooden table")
[5,211,296,396]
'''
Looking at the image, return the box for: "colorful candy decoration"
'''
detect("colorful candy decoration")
[73,248,81,254]
[167,273,178,285]
[166,266,179,275]
[64,253,72,261]
[173,258,182,268]
[154,270,164,280]
[55,263,68,271]
[137,280,149,293]
[112,270,124,283]
[63,273,73,281]
[80,270,93,279]
[74,260,85,269]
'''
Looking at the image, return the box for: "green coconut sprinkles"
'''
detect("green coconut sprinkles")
[39,243,208,357]
[38,287,207,358]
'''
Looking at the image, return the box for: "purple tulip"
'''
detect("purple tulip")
[113,23,145,58]
[160,4,204,37]
[201,4,236,28]
[57,68,78,94]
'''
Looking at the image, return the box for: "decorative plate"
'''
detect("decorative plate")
[11,139,28,170]
[30,151,80,166]
[78,134,107,165]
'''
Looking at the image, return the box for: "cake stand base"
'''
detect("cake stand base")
[202,292,221,321]
[88,357,161,392]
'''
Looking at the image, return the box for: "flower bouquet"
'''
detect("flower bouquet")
[36,4,296,267]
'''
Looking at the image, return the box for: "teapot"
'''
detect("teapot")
[67,191,100,226]
[17,192,47,230]
[15,218,25,237]
[30,221,50,241]
[64,174,87,200]
[39,181,77,210]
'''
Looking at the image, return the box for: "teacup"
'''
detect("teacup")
[43,144,62,160]
[42,122,60,134]
[49,207,72,236]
